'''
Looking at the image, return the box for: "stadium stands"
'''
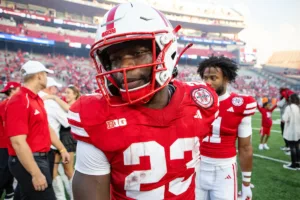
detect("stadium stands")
[1,48,290,99]
[265,51,300,70]
[175,65,285,99]
[0,50,97,94]
[263,51,300,91]
[0,1,241,62]
[0,0,262,97]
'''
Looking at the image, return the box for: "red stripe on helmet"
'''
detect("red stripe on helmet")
[106,5,119,30]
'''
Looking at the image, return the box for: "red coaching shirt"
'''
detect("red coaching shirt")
[5,87,51,156]
[0,99,8,148]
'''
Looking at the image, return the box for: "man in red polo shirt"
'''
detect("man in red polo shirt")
[0,81,20,200]
[5,61,70,200]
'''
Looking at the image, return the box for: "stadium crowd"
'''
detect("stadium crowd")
[1,50,283,102]
[176,65,280,99]
[0,50,98,100]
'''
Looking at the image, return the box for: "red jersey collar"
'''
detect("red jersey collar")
[20,86,39,99]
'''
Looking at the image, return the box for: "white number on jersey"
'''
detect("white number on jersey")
[123,137,200,199]
[203,117,222,143]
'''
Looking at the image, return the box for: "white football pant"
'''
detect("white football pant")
[196,161,237,200]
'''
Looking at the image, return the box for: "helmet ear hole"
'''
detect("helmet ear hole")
[171,52,176,60]
[172,67,178,78]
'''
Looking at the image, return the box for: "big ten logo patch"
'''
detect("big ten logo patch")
[106,118,127,129]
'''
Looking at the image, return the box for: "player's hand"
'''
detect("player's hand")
[61,151,70,164]
[32,172,48,191]
[241,183,252,200]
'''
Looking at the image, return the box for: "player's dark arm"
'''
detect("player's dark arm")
[238,136,252,186]
[72,171,110,200]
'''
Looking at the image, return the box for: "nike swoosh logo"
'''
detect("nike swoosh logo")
[140,16,153,21]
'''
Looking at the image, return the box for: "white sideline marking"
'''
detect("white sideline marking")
[253,153,289,164]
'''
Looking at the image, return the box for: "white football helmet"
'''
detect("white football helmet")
[90,2,182,106]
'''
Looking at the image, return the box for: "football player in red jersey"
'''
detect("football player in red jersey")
[68,2,219,200]
[197,56,256,200]
[257,101,277,150]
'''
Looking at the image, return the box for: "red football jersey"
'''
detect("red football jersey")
[201,93,256,159]
[257,104,277,128]
[0,99,8,148]
[68,80,218,200]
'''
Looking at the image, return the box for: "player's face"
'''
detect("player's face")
[107,43,153,90]
[203,67,227,95]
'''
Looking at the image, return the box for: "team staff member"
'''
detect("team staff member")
[0,81,20,200]
[4,61,70,200]
[39,77,68,200]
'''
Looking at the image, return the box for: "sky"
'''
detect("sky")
[157,0,300,64]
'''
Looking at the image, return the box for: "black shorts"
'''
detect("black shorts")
[0,148,14,195]
[8,154,56,200]
[60,126,77,152]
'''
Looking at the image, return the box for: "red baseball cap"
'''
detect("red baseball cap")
[0,82,21,93]
[281,89,295,100]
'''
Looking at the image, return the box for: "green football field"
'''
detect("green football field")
[2,111,300,200]
[238,110,300,200]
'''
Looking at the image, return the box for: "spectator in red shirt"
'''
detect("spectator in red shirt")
[0,81,20,200]
[5,61,70,200]
[257,101,277,150]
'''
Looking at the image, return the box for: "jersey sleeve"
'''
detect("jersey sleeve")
[67,96,92,144]
[199,83,219,121]
[5,96,29,137]
[188,82,219,136]
[242,96,257,116]
[53,102,69,128]
[238,116,252,138]
[75,141,111,175]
